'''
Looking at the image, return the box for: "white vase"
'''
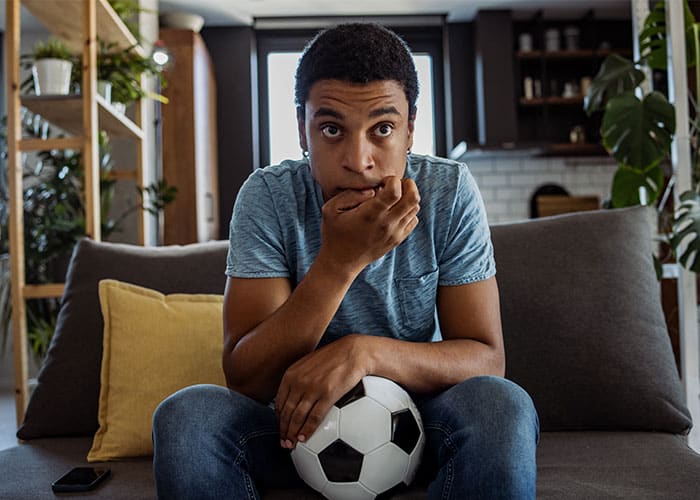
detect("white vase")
[32,58,73,96]
[112,102,126,114]
[97,80,112,103]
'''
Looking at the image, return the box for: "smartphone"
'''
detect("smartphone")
[51,467,111,493]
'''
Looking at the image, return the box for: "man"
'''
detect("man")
[153,23,539,499]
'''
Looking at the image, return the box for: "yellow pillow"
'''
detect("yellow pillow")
[88,279,226,462]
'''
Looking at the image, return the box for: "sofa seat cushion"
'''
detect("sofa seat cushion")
[2,433,699,499]
[536,432,700,499]
[0,437,154,500]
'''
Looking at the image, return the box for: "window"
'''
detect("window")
[257,25,445,167]
[266,52,436,165]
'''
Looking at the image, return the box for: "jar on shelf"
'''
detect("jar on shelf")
[564,26,580,51]
[523,76,534,99]
[519,33,533,52]
[545,28,560,52]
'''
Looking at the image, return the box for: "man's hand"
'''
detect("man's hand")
[275,335,370,449]
[317,176,420,276]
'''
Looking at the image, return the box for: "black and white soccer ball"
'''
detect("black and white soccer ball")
[291,375,425,499]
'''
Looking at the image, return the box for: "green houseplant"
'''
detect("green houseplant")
[0,111,176,359]
[96,41,169,110]
[108,0,143,41]
[585,0,700,272]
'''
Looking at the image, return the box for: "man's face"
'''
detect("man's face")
[298,79,415,201]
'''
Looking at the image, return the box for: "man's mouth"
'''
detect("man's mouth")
[340,184,381,192]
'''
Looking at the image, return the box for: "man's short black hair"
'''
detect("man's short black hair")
[295,23,419,120]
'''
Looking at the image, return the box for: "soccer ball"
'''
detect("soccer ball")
[290,375,425,499]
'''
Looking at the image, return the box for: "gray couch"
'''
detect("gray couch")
[1,206,699,499]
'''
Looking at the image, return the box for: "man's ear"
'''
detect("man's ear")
[296,106,308,152]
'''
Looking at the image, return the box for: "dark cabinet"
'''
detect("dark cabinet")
[512,14,632,154]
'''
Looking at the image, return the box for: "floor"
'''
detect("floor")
[0,387,18,451]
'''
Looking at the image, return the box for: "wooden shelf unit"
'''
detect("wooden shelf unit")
[22,95,145,139]
[4,0,147,427]
[22,0,144,56]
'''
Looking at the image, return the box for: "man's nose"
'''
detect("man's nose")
[341,135,374,173]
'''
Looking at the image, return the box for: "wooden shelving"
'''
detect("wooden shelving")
[21,95,144,139]
[544,142,607,156]
[520,96,584,106]
[22,0,144,56]
[517,49,594,59]
[5,0,148,427]
[516,48,632,60]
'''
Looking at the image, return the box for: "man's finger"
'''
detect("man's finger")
[326,189,375,213]
[387,178,420,220]
[374,176,402,208]
[296,398,334,447]
[277,390,299,446]
[285,399,314,447]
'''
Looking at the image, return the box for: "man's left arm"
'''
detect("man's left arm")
[361,275,505,394]
[286,276,505,445]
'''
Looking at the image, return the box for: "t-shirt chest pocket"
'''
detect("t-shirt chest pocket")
[394,269,439,335]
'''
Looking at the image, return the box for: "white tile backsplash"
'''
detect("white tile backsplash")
[466,155,617,223]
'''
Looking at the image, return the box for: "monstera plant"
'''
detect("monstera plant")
[585,0,700,272]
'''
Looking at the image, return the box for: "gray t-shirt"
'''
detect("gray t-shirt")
[226,153,495,345]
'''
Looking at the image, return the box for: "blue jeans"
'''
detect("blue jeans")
[152,376,539,499]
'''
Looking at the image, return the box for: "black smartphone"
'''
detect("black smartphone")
[51,467,111,493]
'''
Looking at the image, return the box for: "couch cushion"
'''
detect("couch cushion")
[88,280,226,461]
[17,238,229,439]
[2,433,699,499]
[0,438,154,500]
[536,432,700,499]
[492,206,691,432]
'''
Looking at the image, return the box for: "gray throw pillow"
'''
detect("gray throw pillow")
[492,206,692,433]
[17,238,229,439]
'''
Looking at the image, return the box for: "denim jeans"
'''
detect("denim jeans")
[152,375,539,500]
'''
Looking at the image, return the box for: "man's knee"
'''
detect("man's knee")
[432,376,538,435]
[154,384,224,428]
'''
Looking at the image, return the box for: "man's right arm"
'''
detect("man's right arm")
[222,256,357,404]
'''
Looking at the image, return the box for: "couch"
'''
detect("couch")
[1,206,700,499]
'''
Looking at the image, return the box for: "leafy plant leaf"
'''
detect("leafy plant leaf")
[601,90,675,171]
[639,0,696,71]
[611,164,664,208]
[670,190,700,271]
[584,54,645,115]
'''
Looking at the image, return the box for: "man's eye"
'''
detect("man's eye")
[374,124,393,137]
[321,125,341,138]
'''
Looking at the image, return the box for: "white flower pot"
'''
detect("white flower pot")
[112,102,126,114]
[97,80,112,103]
[32,58,72,96]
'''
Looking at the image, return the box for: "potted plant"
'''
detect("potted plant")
[585,0,700,272]
[28,38,76,96]
[96,41,169,113]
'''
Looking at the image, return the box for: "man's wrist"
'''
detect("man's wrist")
[343,333,380,377]
[314,248,364,283]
